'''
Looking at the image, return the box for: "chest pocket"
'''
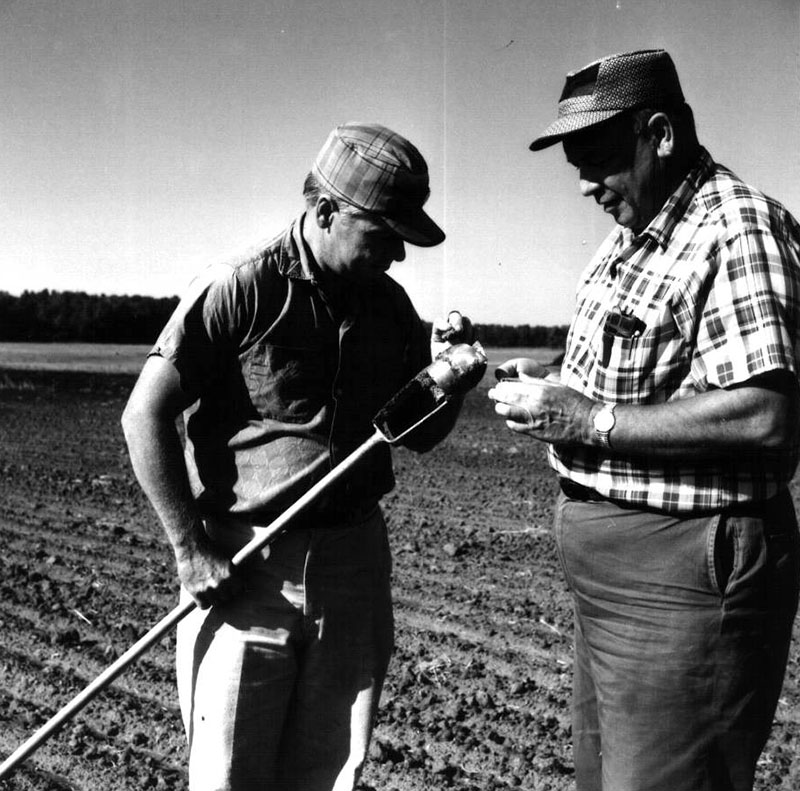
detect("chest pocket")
[595,300,691,399]
[246,342,332,423]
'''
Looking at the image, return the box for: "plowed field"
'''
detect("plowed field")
[1,359,799,790]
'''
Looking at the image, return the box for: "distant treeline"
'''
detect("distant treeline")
[0,290,179,344]
[473,322,568,349]
[0,290,569,348]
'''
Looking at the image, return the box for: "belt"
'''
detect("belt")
[558,478,794,527]
[205,500,381,558]
[559,477,607,502]
[248,498,380,530]
[320,500,380,526]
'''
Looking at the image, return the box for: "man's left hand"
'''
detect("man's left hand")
[488,378,597,445]
[431,310,475,359]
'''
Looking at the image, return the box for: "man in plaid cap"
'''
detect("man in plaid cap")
[122,122,473,790]
[490,49,800,790]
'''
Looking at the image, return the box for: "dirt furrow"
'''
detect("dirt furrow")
[2,368,799,790]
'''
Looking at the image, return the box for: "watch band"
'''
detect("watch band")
[594,403,617,449]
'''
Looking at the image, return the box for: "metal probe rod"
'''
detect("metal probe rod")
[0,341,487,778]
[0,430,385,780]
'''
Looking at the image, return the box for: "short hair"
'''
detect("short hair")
[302,171,322,205]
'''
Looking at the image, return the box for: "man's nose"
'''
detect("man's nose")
[393,239,406,262]
[579,177,601,198]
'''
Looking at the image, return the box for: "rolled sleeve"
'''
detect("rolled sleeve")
[695,227,800,388]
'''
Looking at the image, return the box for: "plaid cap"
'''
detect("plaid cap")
[529,49,685,151]
[312,122,445,247]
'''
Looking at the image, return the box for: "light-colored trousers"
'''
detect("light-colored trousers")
[176,508,394,791]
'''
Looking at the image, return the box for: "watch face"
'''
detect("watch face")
[594,408,615,432]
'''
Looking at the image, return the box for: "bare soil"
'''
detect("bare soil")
[0,367,799,790]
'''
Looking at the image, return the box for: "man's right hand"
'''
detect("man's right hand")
[495,357,560,383]
[123,356,245,610]
[174,529,243,609]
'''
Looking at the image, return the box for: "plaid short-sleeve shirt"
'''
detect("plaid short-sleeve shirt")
[550,148,800,512]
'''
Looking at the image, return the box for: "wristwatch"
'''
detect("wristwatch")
[593,403,616,448]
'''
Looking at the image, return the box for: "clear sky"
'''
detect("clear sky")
[3,0,798,325]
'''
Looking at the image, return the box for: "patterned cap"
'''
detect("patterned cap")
[312,122,445,247]
[529,49,685,151]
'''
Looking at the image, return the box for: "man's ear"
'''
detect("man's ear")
[315,195,335,229]
[648,112,675,159]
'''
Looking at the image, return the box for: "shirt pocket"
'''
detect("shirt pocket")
[597,303,691,399]
[245,342,330,422]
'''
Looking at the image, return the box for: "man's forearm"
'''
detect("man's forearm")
[122,409,241,607]
[490,369,799,458]
[122,412,205,551]
[600,383,797,458]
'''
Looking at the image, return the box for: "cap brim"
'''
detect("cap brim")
[384,209,445,248]
[529,109,625,151]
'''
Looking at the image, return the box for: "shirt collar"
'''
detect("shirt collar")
[276,213,361,316]
[628,147,716,251]
[277,213,316,281]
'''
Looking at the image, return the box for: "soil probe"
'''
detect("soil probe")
[0,341,487,780]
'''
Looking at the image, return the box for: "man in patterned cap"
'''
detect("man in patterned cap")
[122,122,473,790]
[490,49,800,790]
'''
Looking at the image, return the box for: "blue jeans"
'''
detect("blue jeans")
[554,490,800,791]
[176,508,394,791]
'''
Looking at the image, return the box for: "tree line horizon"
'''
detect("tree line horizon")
[0,290,569,349]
